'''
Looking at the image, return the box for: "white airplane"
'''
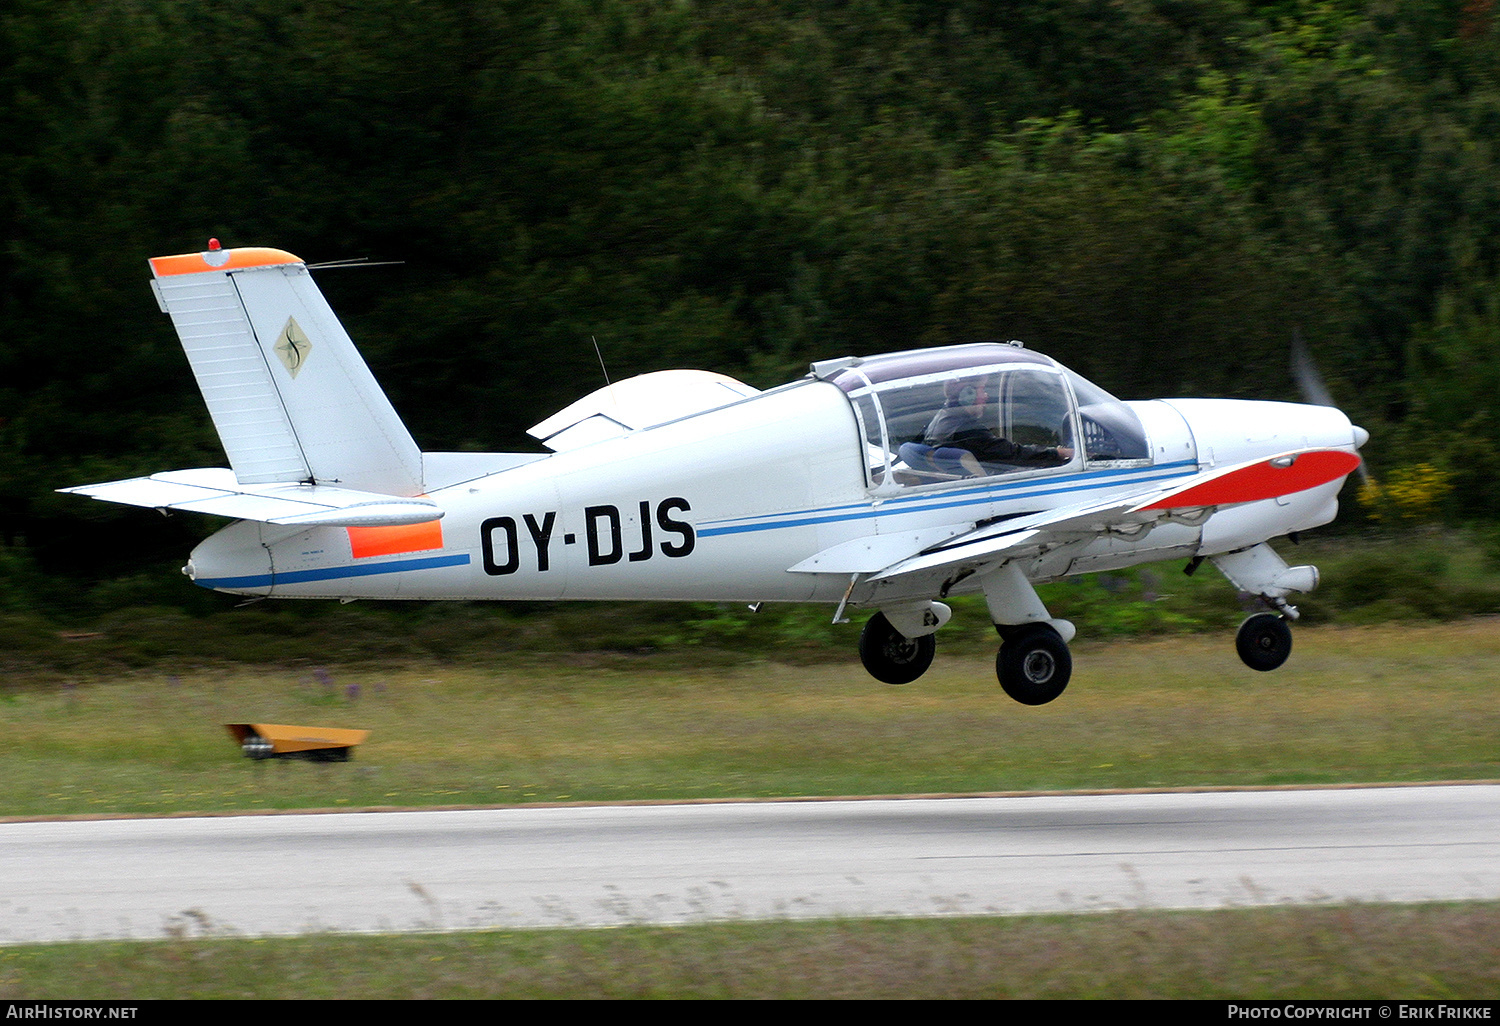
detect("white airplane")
[64,243,1367,704]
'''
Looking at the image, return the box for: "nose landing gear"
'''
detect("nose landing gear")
[1212,543,1316,673]
[1235,611,1293,671]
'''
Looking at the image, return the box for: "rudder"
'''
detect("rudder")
[149,244,423,496]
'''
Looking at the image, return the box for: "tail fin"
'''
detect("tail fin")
[148,244,423,496]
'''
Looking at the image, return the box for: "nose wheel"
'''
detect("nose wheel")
[996,623,1072,705]
[1236,612,1293,671]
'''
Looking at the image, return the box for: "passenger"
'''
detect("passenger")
[923,377,1073,471]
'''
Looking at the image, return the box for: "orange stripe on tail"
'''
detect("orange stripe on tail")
[149,247,302,277]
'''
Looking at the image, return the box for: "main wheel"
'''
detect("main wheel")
[1236,612,1292,671]
[996,623,1071,705]
[859,611,936,685]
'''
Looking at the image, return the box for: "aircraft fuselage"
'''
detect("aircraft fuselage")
[186,379,1358,612]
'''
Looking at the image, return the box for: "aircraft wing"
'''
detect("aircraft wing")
[795,449,1361,584]
[60,469,442,527]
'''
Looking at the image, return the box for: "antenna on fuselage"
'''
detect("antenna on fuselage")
[590,335,613,388]
[590,335,623,416]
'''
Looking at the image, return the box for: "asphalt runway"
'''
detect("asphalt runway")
[3,784,1497,943]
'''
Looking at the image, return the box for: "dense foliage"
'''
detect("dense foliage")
[3,1,1499,615]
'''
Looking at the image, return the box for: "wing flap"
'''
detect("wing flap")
[787,524,973,574]
[867,529,1050,582]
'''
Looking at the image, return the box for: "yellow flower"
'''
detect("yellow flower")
[1359,464,1453,522]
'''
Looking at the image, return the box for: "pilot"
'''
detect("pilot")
[923,377,1073,472]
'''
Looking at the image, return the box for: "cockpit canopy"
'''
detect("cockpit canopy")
[813,343,1149,488]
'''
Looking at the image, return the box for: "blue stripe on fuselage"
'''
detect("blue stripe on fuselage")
[696,461,1198,539]
[195,552,472,591]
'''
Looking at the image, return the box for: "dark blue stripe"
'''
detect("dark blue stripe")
[876,459,1200,511]
[697,461,1198,538]
[196,552,471,590]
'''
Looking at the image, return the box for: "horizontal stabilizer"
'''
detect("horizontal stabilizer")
[61,469,440,527]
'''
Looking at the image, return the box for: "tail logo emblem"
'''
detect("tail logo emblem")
[274,317,313,378]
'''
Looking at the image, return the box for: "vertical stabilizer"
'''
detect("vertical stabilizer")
[149,245,423,496]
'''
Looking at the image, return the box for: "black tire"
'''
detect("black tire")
[1236,612,1292,672]
[859,612,936,685]
[996,623,1071,705]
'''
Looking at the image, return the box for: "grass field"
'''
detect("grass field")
[2,618,1497,998]
[3,904,1498,999]
[2,620,1497,817]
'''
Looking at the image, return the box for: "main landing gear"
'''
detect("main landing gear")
[858,608,1075,705]
[858,611,935,685]
[858,563,1076,706]
[855,543,1321,701]
[995,622,1072,705]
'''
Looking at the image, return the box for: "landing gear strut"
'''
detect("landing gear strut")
[859,611,935,685]
[980,562,1075,705]
[1213,544,1315,672]
[1235,612,1292,671]
[996,623,1072,705]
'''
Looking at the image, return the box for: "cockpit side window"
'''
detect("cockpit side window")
[850,392,892,483]
[1000,369,1073,454]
